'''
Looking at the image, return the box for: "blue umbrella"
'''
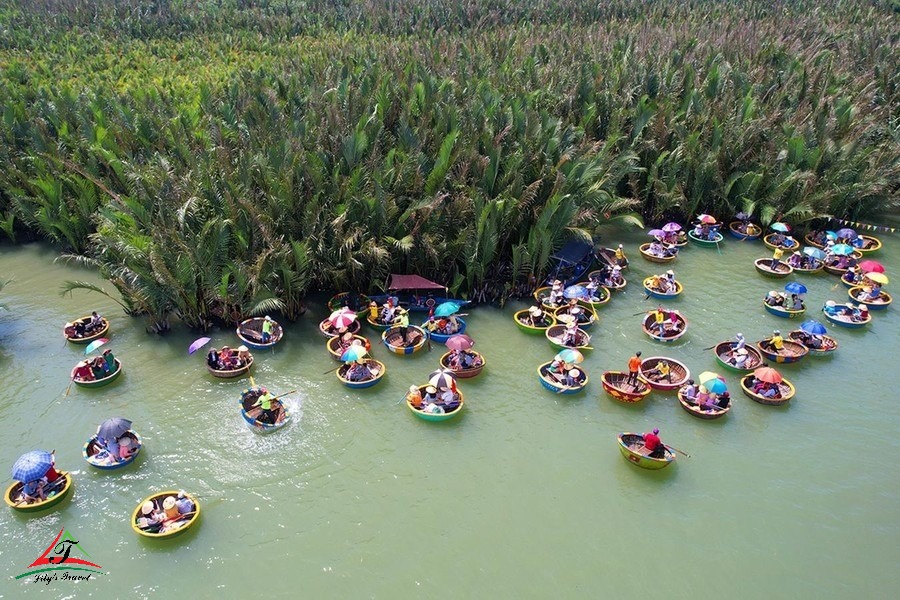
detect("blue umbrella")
[770,222,791,232]
[836,228,857,240]
[831,244,854,256]
[340,345,369,363]
[433,301,461,318]
[563,285,589,299]
[784,282,808,295]
[11,450,54,482]
[800,320,827,335]
[824,230,838,240]
[802,246,826,260]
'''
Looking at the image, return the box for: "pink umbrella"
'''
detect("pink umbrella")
[697,214,717,224]
[858,260,885,274]
[328,309,357,330]
[188,337,211,355]
[445,334,475,351]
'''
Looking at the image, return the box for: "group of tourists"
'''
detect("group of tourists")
[646,270,678,294]
[648,306,682,337]
[17,456,64,504]
[63,311,104,339]
[545,358,583,388]
[406,384,461,415]
[786,251,820,270]
[692,222,721,241]
[744,376,784,400]
[445,348,482,370]
[646,239,679,259]
[136,492,195,533]
[424,315,462,336]
[72,349,117,382]
[823,300,869,322]
[590,264,625,289]
[765,290,805,311]
[681,379,731,411]
[206,345,252,370]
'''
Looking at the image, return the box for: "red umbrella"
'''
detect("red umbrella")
[328,309,357,329]
[857,260,885,274]
[697,214,717,224]
[445,334,475,351]
[753,366,783,384]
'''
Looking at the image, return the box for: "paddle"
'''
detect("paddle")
[665,444,691,458]
[322,365,342,375]
[631,311,649,317]
[63,379,74,397]
[701,344,718,351]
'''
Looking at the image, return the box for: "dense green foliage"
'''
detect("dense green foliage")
[0,0,897,329]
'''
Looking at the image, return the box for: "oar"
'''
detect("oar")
[272,390,296,400]
[63,379,74,397]
[631,311,649,317]
[665,444,691,458]
[701,344,718,351]
[322,365,342,375]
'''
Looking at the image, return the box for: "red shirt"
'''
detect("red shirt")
[628,356,642,372]
[643,432,661,451]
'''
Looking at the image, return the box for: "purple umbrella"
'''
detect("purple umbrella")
[445,334,475,351]
[662,222,682,232]
[647,229,665,237]
[188,337,212,355]
[836,228,857,240]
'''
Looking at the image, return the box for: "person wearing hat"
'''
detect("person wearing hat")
[422,385,438,406]
[732,332,746,350]
[626,351,642,386]
[252,387,277,424]
[237,345,252,366]
[392,307,410,344]
[176,491,194,514]
[615,243,628,267]
[562,321,579,347]
[73,360,95,382]
[764,330,785,353]
[563,368,582,388]
[642,428,666,459]
[367,300,379,323]
[406,385,423,408]
[117,435,135,461]
[73,319,87,338]
[526,305,543,327]
[261,315,274,344]
[163,496,180,520]
[854,304,869,322]
[138,500,164,532]
[731,348,749,369]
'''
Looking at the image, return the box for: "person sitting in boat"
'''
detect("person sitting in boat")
[64,322,77,338]
[649,239,665,257]
[665,309,681,334]
[237,346,251,366]
[21,478,47,503]
[794,330,823,350]
[614,244,628,267]
[584,279,602,302]
[681,379,698,401]
[252,388,278,424]
[661,270,676,293]
[73,360,94,382]
[854,304,869,322]
[525,305,544,326]
[118,436,135,461]
[765,291,784,307]
[138,501,165,532]
[651,307,666,335]
[90,356,107,379]
[207,347,220,369]
[438,387,461,412]
[460,350,480,369]
[716,391,731,409]
[607,266,624,287]
[644,360,671,383]
[367,300,379,322]
[561,322,579,347]
[548,280,564,306]
[662,230,680,245]
[763,330,785,353]
[163,496,180,520]
[406,385,423,409]
[823,300,841,316]
[642,428,666,459]
[546,358,570,383]
[102,435,121,463]
[731,348,749,368]
[261,315,275,344]
[73,320,87,338]
[563,368,581,388]
[445,315,461,334]
[176,491,194,514]
[88,311,103,333]
[692,223,705,238]
[787,251,803,268]
[219,346,236,369]
[102,349,116,373]
[732,332,746,350]
[787,294,804,311]
[346,360,375,382]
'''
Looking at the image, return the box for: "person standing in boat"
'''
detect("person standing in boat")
[261,316,275,344]
[732,332,746,351]
[102,348,116,374]
[252,388,277,424]
[626,351,642,386]
[642,428,666,459]
[771,246,785,269]
[615,244,628,267]
[367,301,379,323]
[393,308,410,345]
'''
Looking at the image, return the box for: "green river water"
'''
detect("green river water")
[0,233,898,599]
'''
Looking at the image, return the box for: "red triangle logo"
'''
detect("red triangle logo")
[27,529,102,570]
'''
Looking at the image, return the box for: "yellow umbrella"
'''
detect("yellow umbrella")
[865,272,888,285]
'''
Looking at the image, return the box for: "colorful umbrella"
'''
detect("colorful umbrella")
[800,320,827,335]
[697,214,717,224]
[97,417,133,440]
[824,231,838,240]
[753,366,783,384]
[858,260,885,273]
[433,301,462,318]
[328,309,357,329]
[770,222,791,232]
[188,337,212,355]
[445,334,475,351]
[563,285,589,299]
[428,369,457,389]
[662,222,682,232]
[555,349,584,364]
[340,345,369,363]
[864,272,888,285]
[698,371,728,394]
[830,244,854,256]
[647,229,665,237]
[84,338,110,355]
[836,228,857,240]
[802,246,826,260]
[784,282,808,295]
[11,450,54,482]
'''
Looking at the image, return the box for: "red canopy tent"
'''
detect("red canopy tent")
[386,274,447,292]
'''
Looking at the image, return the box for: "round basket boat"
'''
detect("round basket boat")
[5,472,73,513]
[754,258,793,278]
[855,235,882,254]
[793,259,825,275]
[83,431,142,470]
[326,334,371,361]
[804,232,826,249]
[545,324,591,351]
[318,317,361,338]
[422,318,466,344]
[740,375,795,406]
[64,316,110,344]
[236,317,283,350]
[336,359,387,389]
[848,286,892,311]
[239,387,292,433]
[728,221,762,240]
[756,338,809,364]
[638,357,689,391]
[533,286,565,310]
[617,433,675,469]
[641,311,687,343]
[588,270,627,292]
[677,388,730,419]
[71,358,123,388]
[439,351,485,379]
[327,292,373,319]
[601,371,651,403]
[407,385,464,422]
[763,234,799,251]
[513,309,557,335]
[840,272,863,289]
[537,362,587,394]
[572,282,611,309]
[207,355,253,378]
[382,325,427,355]
[714,341,764,373]
[553,305,596,330]
[132,491,200,538]
[822,307,871,329]
[638,243,677,263]
[763,299,806,319]
[687,230,724,247]
[365,313,395,331]
[787,330,838,356]
[642,277,683,300]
